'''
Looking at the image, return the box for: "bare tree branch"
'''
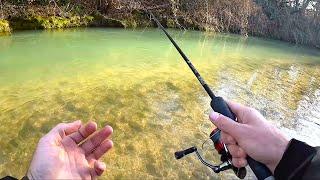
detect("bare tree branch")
[301,0,312,12]
[0,0,3,19]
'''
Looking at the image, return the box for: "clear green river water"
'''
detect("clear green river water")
[0,28,320,179]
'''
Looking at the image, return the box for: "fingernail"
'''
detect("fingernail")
[105,125,113,133]
[209,111,220,122]
[107,140,114,148]
[98,162,106,170]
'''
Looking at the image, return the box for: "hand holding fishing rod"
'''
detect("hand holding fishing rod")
[148,11,275,180]
[208,101,290,174]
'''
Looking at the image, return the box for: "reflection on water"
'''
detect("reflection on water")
[0,28,319,179]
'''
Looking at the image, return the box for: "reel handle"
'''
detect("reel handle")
[174,147,197,159]
[210,97,274,180]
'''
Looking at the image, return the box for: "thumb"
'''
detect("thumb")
[52,120,82,138]
[209,111,244,138]
[63,120,82,135]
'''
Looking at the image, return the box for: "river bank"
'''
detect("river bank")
[0,1,319,48]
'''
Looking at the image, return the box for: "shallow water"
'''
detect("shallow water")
[0,28,320,179]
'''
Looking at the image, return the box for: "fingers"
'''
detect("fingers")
[209,111,244,138]
[69,121,97,144]
[232,157,247,168]
[87,139,113,178]
[227,143,247,168]
[220,132,236,145]
[227,144,246,158]
[90,160,106,179]
[225,100,247,116]
[80,126,113,155]
[87,139,113,161]
[94,161,106,176]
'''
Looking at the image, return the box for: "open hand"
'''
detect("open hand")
[27,120,113,179]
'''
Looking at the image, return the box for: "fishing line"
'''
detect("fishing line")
[201,134,216,151]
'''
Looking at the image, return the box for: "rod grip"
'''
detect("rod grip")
[210,97,274,180]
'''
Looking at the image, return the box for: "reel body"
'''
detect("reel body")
[174,128,246,179]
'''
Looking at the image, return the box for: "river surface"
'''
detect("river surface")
[0,28,320,179]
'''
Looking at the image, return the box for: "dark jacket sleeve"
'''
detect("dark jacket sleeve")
[0,176,29,180]
[274,139,320,180]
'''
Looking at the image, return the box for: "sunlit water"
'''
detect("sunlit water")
[0,28,320,179]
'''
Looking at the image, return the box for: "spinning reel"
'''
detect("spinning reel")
[174,129,246,179]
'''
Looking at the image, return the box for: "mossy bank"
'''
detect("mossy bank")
[8,15,94,30]
[0,12,154,34]
[0,0,319,48]
[0,19,10,35]
[1,15,99,34]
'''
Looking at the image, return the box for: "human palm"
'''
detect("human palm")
[27,120,113,180]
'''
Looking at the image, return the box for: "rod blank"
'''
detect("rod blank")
[149,12,216,99]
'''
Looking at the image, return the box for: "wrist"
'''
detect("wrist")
[267,132,290,173]
[27,169,36,180]
[27,172,32,180]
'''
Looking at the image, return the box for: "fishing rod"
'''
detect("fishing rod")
[148,12,274,180]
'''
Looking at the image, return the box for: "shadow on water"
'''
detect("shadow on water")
[0,28,319,179]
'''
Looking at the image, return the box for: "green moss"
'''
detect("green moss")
[122,19,138,28]
[166,19,176,28]
[83,15,94,24]
[0,19,11,35]
[9,15,94,31]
